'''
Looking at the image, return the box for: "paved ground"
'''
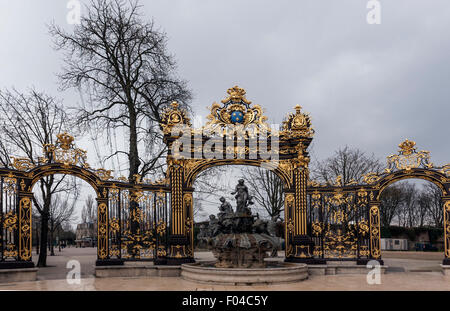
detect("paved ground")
[1,271,450,291]
[32,247,97,280]
[382,251,444,260]
[0,249,445,291]
[382,251,443,273]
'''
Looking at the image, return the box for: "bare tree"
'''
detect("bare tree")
[400,183,418,227]
[382,181,443,229]
[411,187,429,228]
[81,194,97,224]
[311,146,383,185]
[193,198,206,220]
[0,88,74,267]
[420,183,443,227]
[192,166,228,220]
[80,195,97,240]
[47,192,78,255]
[241,167,284,219]
[49,0,192,181]
[379,184,404,227]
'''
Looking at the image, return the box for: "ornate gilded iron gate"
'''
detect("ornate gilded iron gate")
[0,176,19,263]
[0,132,172,268]
[0,87,449,269]
[305,139,450,264]
[108,188,169,262]
[307,189,370,261]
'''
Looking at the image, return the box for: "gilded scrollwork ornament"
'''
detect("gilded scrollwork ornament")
[95,168,113,181]
[156,219,167,236]
[10,157,35,171]
[369,205,381,259]
[311,221,323,236]
[4,174,17,195]
[386,139,433,172]
[204,86,270,133]
[323,229,357,259]
[3,210,17,232]
[363,172,381,185]
[358,220,369,236]
[19,197,32,261]
[43,132,88,168]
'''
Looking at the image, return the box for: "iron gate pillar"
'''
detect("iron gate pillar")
[96,193,124,266]
[368,201,383,265]
[284,168,320,263]
[167,163,195,265]
[443,197,450,265]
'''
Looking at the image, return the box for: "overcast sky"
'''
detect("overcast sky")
[1,1,449,220]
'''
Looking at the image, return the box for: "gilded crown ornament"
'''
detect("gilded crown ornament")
[398,139,416,156]
[221,86,251,105]
[204,86,269,131]
[56,132,75,150]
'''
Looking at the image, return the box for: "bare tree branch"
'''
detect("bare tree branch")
[49,0,192,181]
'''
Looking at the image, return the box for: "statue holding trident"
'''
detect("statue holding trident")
[231,179,254,215]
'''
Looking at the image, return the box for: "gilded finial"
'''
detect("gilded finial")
[398,139,416,156]
[56,132,74,150]
[159,100,191,132]
[221,86,251,105]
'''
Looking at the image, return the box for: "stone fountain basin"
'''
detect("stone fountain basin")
[181,261,308,285]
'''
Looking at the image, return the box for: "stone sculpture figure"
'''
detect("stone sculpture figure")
[218,197,233,219]
[252,214,269,234]
[231,179,254,214]
[197,224,207,239]
[208,214,220,237]
[217,197,234,233]
[196,224,209,249]
[267,215,280,257]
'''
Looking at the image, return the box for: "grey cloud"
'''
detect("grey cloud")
[0,1,449,201]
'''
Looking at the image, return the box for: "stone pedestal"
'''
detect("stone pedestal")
[308,263,388,275]
[440,264,450,276]
[181,262,308,285]
[167,235,195,265]
[95,259,124,266]
[95,264,181,278]
[0,268,38,283]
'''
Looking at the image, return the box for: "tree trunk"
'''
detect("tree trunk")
[37,179,53,267]
[50,221,55,256]
[37,212,49,267]
[128,106,141,258]
[36,225,39,255]
[128,105,140,180]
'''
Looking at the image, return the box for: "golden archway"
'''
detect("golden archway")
[0,133,171,268]
[306,139,450,264]
[160,86,317,263]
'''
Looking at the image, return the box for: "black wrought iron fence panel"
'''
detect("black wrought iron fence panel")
[108,188,169,261]
[0,176,19,261]
[307,189,370,260]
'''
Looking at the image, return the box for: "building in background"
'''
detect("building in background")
[75,222,97,247]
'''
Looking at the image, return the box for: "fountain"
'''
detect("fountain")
[181,179,308,285]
